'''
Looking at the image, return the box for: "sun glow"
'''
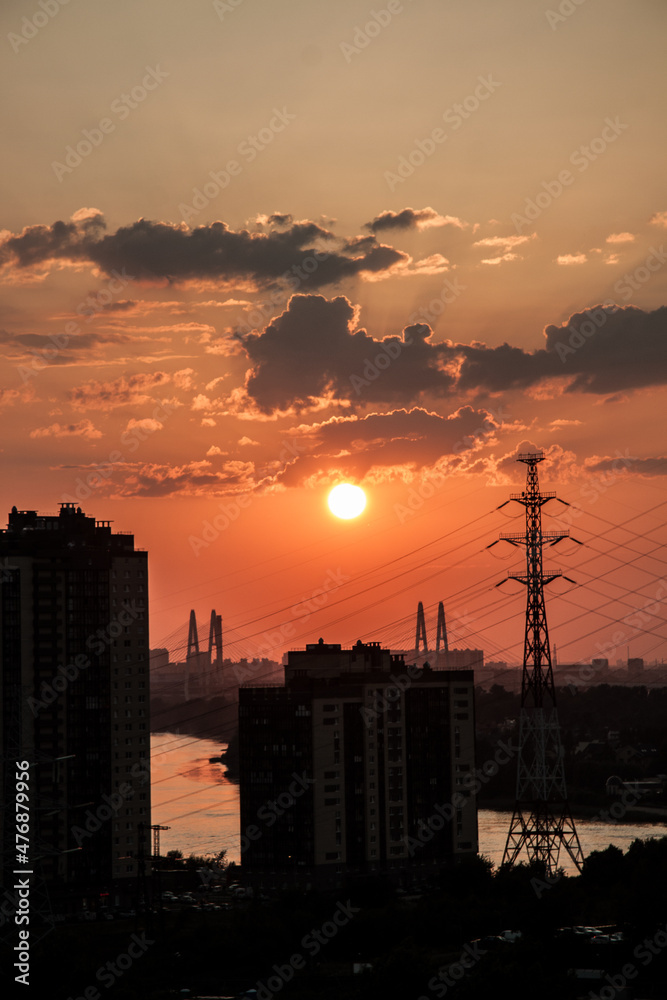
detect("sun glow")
[327,483,366,520]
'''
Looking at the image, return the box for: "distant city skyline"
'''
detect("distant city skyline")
[1,0,666,667]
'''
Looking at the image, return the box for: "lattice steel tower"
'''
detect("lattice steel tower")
[498,452,583,874]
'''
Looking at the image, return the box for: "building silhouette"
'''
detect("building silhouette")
[239,639,477,890]
[0,503,150,914]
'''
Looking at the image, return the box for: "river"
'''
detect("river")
[150,732,667,871]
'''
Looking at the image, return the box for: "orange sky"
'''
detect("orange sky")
[1,0,666,666]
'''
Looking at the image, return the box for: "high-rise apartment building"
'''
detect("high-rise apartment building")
[239,639,477,890]
[0,503,150,912]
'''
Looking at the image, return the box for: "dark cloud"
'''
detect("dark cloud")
[342,235,378,254]
[0,329,135,352]
[455,341,548,393]
[543,305,667,394]
[365,207,466,233]
[0,212,105,269]
[587,455,667,477]
[236,294,455,413]
[30,419,101,441]
[267,213,293,226]
[0,212,407,290]
[68,372,174,410]
[233,298,667,414]
[115,459,255,497]
[102,299,137,312]
[56,458,255,498]
[303,405,496,452]
[494,441,579,485]
[274,405,498,487]
[456,305,667,396]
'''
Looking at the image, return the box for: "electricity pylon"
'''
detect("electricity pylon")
[494,452,583,875]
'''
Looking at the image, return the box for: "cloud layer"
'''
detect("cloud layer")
[231,296,667,414]
[0,211,407,290]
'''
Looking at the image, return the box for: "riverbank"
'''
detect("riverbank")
[480,795,667,823]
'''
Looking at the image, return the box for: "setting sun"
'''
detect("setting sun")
[327,483,367,520]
